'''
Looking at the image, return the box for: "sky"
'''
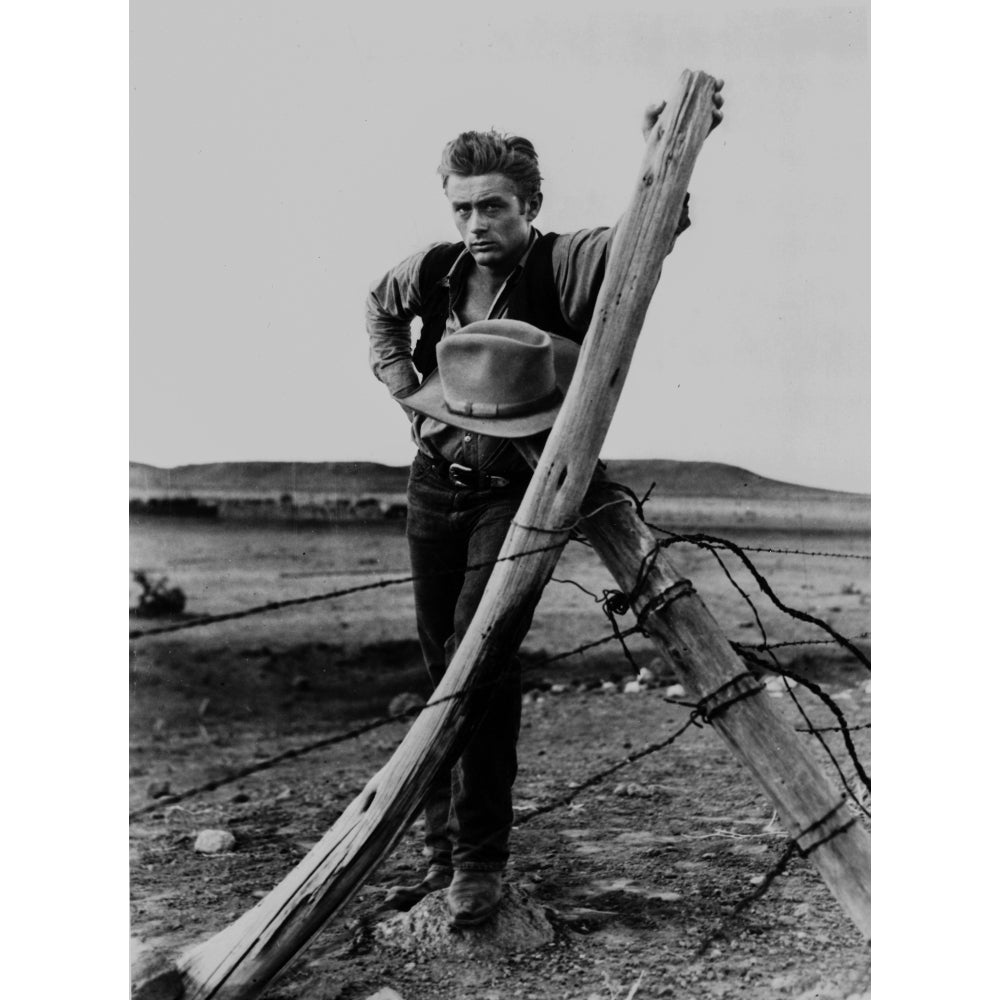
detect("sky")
[130,0,869,492]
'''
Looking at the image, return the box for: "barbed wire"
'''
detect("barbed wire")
[719,544,869,561]
[616,502,871,805]
[130,610,868,984]
[131,497,869,952]
[131,518,868,645]
[550,574,647,677]
[798,721,870,734]
[130,479,871,994]
[694,840,800,956]
[138,661,863,966]
[132,515,870,819]
[129,540,565,640]
[514,713,701,824]
[130,495,637,641]
[747,634,870,651]
[695,793,862,957]
[130,622,650,821]
[649,525,871,671]
[735,646,870,815]
[617,495,873,798]
[770,662,871,791]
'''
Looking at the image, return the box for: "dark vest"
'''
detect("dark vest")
[411,232,600,377]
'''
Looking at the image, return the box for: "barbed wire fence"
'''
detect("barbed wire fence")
[129,483,870,977]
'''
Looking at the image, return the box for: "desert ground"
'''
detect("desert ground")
[129,497,870,1000]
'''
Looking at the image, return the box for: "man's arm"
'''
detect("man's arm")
[366,245,444,400]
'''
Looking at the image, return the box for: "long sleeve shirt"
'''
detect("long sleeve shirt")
[366,226,614,471]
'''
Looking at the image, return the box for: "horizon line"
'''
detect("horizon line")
[129,456,871,497]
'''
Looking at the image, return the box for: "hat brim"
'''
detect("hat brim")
[402,332,580,438]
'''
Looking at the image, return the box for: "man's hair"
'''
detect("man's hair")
[437,130,542,205]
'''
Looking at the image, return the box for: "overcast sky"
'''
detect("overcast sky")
[130,0,869,492]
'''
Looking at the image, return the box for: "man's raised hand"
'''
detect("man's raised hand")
[641,78,725,142]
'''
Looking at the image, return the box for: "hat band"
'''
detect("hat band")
[446,386,563,419]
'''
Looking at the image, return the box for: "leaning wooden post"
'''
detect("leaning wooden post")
[516,440,871,937]
[583,487,871,935]
[141,71,720,1000]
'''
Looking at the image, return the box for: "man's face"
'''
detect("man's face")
[444,173,541,274]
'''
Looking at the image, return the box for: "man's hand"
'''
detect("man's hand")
[642,79,723,239]
[641,78,725,142]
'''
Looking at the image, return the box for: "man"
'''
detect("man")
[366,89,723,928]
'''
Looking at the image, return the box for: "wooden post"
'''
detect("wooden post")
[141,71,721,1000]
[518,444,872,937]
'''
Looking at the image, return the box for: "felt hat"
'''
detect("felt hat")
[401,319,580,438]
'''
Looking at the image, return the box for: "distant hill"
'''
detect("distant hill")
[130,459,864,500]
[129,461,408,496]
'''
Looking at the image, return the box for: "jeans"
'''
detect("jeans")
[406,450,533,872]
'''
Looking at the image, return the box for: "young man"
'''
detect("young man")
[366,90,723,928]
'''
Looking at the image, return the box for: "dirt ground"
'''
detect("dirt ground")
[130,516,871,999]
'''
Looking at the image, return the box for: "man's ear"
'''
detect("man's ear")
[525,191,543,223]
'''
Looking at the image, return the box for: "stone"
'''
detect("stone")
[765,676,798,695]
[623,680,644,694]
[613,782,654,798]
[193,829,236,853]
[364,990,406,1000]
[571,842,606,855]
[389,692,426,716]
[664,684,686,698]
[770,972,800,990]
[147,781,172,799]
[374,883,554,959]
[553,906,619,927]
[612,830,677,846]
[585,877,682,903]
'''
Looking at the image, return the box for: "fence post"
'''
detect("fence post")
[517,446,872,937]
[131,70,721,1000]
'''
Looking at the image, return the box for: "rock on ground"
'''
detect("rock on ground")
[374,883,554,959]
[193,829,236,853]
[388,692,426,715]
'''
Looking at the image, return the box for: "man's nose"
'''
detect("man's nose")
[469,210,488,233]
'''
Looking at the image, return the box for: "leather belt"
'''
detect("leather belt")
[430,456,525,490]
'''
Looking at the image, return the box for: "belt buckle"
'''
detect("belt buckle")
[448,463,474,488]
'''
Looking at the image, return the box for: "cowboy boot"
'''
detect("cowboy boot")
[446,870,504,927]
[382,864,454,911]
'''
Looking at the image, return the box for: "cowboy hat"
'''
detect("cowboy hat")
[400,319,580,438]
